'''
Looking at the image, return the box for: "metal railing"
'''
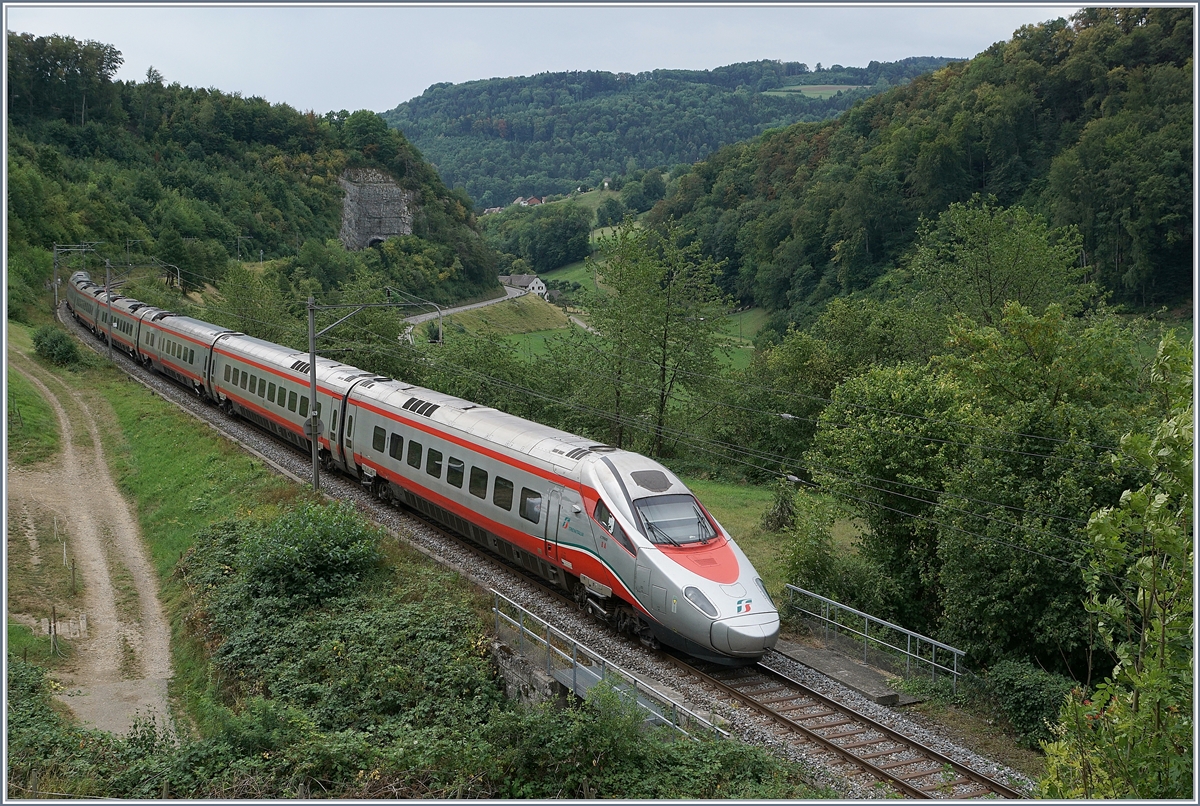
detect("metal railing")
[491,590,728,739]
[783,585,966,693]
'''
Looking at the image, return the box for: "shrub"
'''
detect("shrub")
[32,324,80,366]
[237,501,383,602]
[783,492,896,617]
[985,658,1075,748]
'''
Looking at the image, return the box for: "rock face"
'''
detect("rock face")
[338,167,414,250]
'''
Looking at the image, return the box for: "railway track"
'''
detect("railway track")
[661,653,1024,799]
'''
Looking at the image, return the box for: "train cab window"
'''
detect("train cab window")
[493,478,514,511]
[519,488,542,524]
[426,448,443,479]
[447,457,464,488]
[299,396,309,417]
[469,467,488,499]
[594,500,636,555]
[224,365,232,382]
[388,432,402,460]
[406,440,422,469]
[267,382,276,403]
[373,426,386,453]
[287,391,297,412]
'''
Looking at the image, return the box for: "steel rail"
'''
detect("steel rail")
[661,653,1025,800]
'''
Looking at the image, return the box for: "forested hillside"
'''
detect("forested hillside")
[381,58,954,208]
[6,32,498,324]
[650,7,1192,325]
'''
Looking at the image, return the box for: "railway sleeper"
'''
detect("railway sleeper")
[920,776,973,791]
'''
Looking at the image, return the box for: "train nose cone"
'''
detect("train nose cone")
[711,612,780,656]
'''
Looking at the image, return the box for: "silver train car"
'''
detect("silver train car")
[65,272,780,663]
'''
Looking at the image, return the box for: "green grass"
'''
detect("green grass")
[97,373,303,579]
[6,366,60,465]
[443,293,571,339]
[723,308,769,346]
[7,622,70,667]
[542,258,596,289]
[762,84,866,99]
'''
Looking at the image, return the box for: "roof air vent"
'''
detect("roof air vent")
[631,470,671,492]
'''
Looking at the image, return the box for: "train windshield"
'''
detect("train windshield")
[634,494,717,546]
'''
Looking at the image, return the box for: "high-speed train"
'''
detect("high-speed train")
[66,271,780,663]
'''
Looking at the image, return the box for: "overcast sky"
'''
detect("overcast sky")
[6,3,1084,114]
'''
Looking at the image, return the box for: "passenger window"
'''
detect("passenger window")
[373,426,386,453]
[267,382,276,402]
[278,387,288,408]
[493,478,514,511]
[189,348,195,364]
[346,415,354,437]
[426,448,443,479]
[469,467,488,499]
[287,391,297,412]
[239,371,248,389]
[389,432,402,459]
[250,374,258,391]
[406,441,422,469]
[224,365,231,382]
[299,396,309,417]
[447,457,464,488]
[331,409,339,435]
[258,378,267,397]
[520,488,542,524]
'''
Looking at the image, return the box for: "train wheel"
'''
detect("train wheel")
[572,582,588,612]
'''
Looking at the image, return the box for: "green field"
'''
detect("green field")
[762,84,867,99]
[6,361,61,466]
[443,293,570,337]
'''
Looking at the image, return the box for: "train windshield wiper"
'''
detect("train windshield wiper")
[695,510,713,544]
[645,520,681,547]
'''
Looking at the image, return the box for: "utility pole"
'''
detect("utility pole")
[105,260,114,362]
[52,242,101,312]
[305,296,411,490]
[236,236,251,261]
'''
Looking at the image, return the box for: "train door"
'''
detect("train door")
[543,487,562,562]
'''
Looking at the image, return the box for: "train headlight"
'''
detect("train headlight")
[755,578,775,608]
[684,586,718,618]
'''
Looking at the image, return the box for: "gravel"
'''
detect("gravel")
[62,306,1036,798]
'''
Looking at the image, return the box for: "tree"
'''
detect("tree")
[1040,333,1193,799]
[907,196,1092,325]
[583,219,727,456]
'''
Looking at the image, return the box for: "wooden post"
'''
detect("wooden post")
[71,558,76,595]
[51,605,57,655]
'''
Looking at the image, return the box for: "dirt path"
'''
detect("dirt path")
[7,352,173,736]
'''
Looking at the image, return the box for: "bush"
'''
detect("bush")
[32,325,80,366]
[783,492,897,617]
[237,502,383,602]
[985,658,1075,748]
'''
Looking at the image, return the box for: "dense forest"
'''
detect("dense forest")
[649,8,1192,327]
[6,30,500,324]
[381,58,955,208]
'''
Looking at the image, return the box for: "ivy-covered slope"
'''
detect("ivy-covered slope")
[650,8,1192,324]
[381,58,955,208]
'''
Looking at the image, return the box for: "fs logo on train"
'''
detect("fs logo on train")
[737,598,752,614]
